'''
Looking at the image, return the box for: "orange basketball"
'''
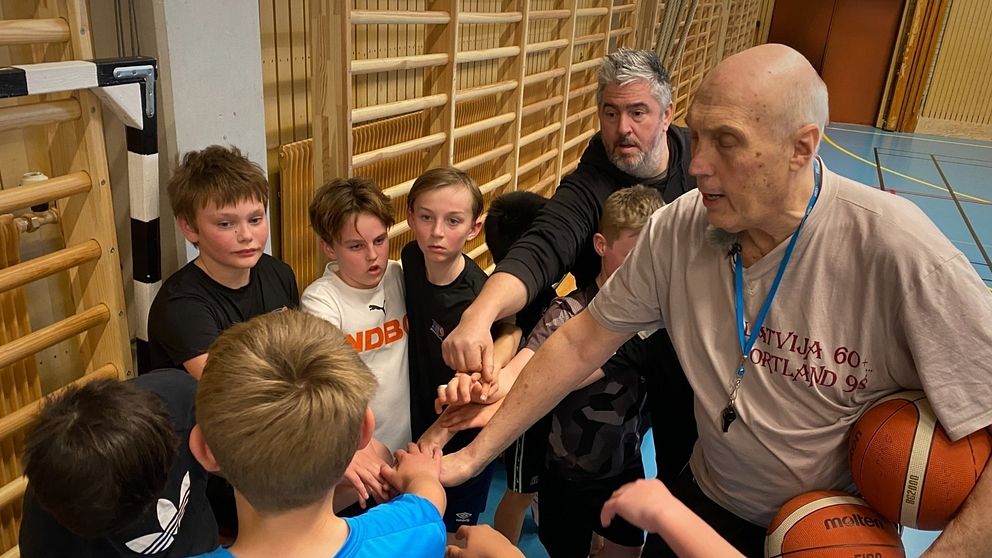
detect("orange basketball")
[849,391,991,530]
[765,490,904,558]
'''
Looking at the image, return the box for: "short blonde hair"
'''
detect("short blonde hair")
[167,145,269,227]
[309,177,395,245]
[407,167,483,219]
[599,185,664,241]
[197,311,376,513]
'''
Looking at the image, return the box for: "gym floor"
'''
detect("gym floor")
[480,124,991,557]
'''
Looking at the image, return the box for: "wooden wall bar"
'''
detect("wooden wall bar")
[270,0,770,289]
[916,0,992,140]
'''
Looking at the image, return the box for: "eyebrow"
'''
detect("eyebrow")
[602,102,650,111]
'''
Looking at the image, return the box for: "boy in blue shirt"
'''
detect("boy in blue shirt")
[187,311,446,558]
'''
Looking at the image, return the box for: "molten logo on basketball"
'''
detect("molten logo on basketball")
[822,513,888,530]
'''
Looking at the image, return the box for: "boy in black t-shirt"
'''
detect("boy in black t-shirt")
[19,370,216,558]
[145,145,298,535]
[400,168,520,537]
[146,145,298,379]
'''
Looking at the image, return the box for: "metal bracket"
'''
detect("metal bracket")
[113,64,156,118]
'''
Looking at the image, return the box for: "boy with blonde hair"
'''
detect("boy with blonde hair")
[439,185,664,557]
[189,311,446,558]
[401,167,520,535]
[301,178,410,508]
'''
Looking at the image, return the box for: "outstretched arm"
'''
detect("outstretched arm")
[601,479,744,558]
[441,311,631,486]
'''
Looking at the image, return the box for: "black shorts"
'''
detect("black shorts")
[502,414,552,493]
[641,467,765,558]
[443,460,498,532]
[538,464,646,557]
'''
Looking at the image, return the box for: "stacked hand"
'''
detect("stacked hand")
[435,372,500,414]
[341,438,393,508]
[380,442,442,494]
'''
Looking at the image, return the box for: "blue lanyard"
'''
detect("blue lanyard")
[732,159,821,378]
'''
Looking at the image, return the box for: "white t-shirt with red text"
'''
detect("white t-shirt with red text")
[302,260,412,452]
[588,163,992,525]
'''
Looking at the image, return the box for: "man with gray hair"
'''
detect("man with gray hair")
[442,44,992,557]
[443,48,698,492]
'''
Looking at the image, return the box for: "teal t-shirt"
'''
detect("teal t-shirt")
[190,494,445,558]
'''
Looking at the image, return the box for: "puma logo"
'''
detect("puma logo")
[369,303,386,316]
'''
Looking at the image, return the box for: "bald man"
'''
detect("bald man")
[441,44,992,557]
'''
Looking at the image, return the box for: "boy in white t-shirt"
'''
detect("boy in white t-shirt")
[301,177,411,510]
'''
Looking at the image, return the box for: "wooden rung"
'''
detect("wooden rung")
[0,18,69,46]
[388,220,410,239]
[562,159,579,175]
[455,46,520,64]
[523,67,566,86]
[382,178,416,200]
[352,132,447,168]
[454,144,514,171]
[0,363,117,441]
[518,149,559,176]
[531,172,559,194]
[479,173,512,195]
[573,32,603,46]
[453,112,516,139]
[0,304,110,371]
[0,239,101,295]
[350,10,451,25]
[564,128,597,152]
[0,544,17,558]
[566,105,598,126]
[529,9,571,20]
[0,171,90,214]
[525,38,570,54]
[466,242,489,260]
[519,123,562,148]
[569,82,598,99]
[351,53,448,75]
[455,80,518,102]
[570,58,603,74]
[0,99,80,133]
[610,27,633,38]
[613,3,636,14]
[352,93,448,124]
[0,476,26,509]
[460,12,523,24]
[522,95,564,118]
[576,7,609,17]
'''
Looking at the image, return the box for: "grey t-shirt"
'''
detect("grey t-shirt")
[588,162,992,524]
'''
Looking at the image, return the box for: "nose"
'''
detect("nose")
[687,142,710,178]
[365,244,377,260]
[236,224,252,243]
[617,112,633,136]
[431,220,444,238]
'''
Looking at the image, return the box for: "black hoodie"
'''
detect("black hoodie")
[496,127,695,299]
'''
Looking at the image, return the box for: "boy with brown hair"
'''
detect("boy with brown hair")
[301,177,409,508]
[147,145,298,379]
[188,310,446,558]
[401,167,520,535]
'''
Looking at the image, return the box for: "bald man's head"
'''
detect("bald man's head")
[697,44,828,142]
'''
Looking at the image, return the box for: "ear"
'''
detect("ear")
[319,239,336,261]
[465,217,483,242]
[177,215,199,245]
[661,100,675,131]
[789,123,820,171]
[188,425,221,473]
[593,232,608,257]
[406,209,416,231]
[357,407,375,450]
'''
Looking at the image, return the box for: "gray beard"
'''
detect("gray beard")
[705,226,739,252]
[609,140,665,178]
